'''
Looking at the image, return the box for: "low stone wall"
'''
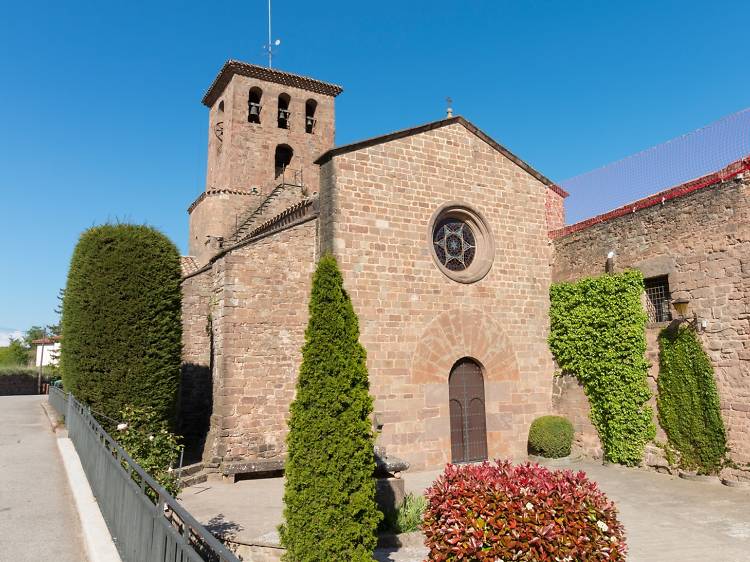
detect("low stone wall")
[0,374,39,396]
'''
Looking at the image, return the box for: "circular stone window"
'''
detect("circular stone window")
[428,202,494,283]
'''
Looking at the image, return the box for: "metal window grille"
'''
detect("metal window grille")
[48,386,239,562]
[644,276,672,323]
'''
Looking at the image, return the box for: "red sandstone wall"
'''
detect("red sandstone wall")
[320,122,557,469]
[545,188,566,232]
[552,177,750,466]
[204,221,317,463]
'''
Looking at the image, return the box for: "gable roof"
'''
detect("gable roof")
[202,60,344,107]
[314,116,567,196]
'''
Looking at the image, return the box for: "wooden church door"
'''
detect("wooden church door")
[448,358,488,463]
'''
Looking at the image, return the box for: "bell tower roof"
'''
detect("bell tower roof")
[202,59,344,107]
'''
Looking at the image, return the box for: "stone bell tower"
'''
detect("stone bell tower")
[187,60,343,265]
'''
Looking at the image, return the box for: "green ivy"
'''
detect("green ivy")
[657,325,727,474]
[549,270,655,465]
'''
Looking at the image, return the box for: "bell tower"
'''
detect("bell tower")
[187,60,343,264]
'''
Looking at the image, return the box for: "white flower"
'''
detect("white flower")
[596,520,609,532]
[525,502,533,511]
[116,423,128,431]
[148,435,154,441]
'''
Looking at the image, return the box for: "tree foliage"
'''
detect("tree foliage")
[61,224,182,424]
[116,405,183,496]
[549,270,655,465]
[0,339,28,366]
[657,325,726,474]
[280,255,381,561]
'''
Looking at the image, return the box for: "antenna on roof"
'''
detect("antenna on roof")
[264,0,282,68]
[446,97,453,118]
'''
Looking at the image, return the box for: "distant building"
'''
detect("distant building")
[32,336,60,367]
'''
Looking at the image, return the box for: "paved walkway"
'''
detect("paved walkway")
[180,458,750,562]
[0,395,86,562]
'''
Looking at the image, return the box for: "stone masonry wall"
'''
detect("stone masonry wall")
[545,187,566,232]
[201,221,317,463]
[0,374,38,396]
[553,177,750,465]
[320,122,557,470]
[180,269,214,463]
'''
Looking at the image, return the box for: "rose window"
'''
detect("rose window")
[432,219,476,271]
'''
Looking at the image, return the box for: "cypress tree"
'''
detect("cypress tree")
[61,224,182,424]
[280,255,381,561]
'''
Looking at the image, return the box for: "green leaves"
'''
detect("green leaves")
[549,270,655,465]
[60,224,182,425]
[116,405,183,496]
[528,416,574,458]
[657,326,727,474]
[280,255,381,561]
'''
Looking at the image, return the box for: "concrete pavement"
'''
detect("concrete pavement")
[180,458,750,562]
[0,395,86,562]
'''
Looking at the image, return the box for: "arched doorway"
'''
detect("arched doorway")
[449,358,488,463]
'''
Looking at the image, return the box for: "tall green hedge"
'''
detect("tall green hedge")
[61,224,182,424]
[280,255,381,561]
[549,270,655,465]
[657,326,726,473]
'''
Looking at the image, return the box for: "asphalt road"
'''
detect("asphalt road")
[0,395,86,562]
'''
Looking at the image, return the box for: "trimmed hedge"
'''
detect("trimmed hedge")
[280,255,381,561]
[549,270,655,465]
[657,325,727,474]
[423,461,627,561]
[528,415,574,458]
[61,224,182,424]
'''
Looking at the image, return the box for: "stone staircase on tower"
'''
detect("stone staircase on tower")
[224,177,308,247]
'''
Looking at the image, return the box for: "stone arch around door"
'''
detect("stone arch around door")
[410,308,520,467]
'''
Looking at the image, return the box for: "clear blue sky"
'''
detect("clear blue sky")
[2,0,749,333]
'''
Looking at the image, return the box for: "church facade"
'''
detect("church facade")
[180,60,750,478]
[180,60,566,472]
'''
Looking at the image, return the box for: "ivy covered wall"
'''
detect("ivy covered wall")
[549,270,655,465]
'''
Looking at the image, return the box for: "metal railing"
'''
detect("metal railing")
[48,386,239,562]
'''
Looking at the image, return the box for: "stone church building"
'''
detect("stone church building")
[180,60,750,478]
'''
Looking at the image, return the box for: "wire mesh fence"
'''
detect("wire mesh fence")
[560,108,750,223]
[48,386,239,562]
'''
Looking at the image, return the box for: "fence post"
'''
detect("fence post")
[66,392,73,434]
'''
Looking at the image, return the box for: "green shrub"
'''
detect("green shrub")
[379,492,427,534]
[657,325,727,474]
[528,415,574,458]
[280,255,381,561]
[116,405,183,496]
[549,270,655,465]
[0,365,38,377]
[61,224,182,424]
[0,340,29,366]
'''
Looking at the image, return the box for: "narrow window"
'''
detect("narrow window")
[644,276,672,323]
[218,100,224,112]
[278,93,291,129]
[274,144,293,179]
[248,87,262,124]
[305,99,317,134]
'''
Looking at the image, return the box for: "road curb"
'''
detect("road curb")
[55,427,122,562]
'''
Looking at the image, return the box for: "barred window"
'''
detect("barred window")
[644,276,672,323]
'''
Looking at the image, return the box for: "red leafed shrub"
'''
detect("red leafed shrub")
[423,461,626,561]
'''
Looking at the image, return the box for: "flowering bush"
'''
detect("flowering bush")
[423,461,626,561]
[116,405,183,496]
